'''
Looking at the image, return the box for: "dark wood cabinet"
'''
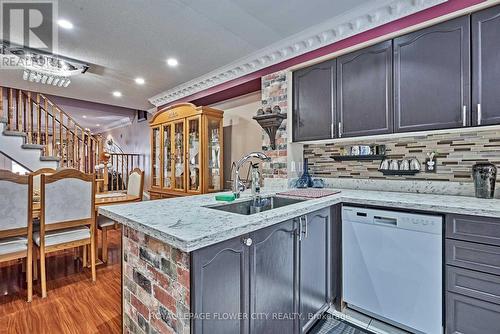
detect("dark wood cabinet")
[249,219,298,334]
[393,16,470,132]
[446,293,500,334]
[292,60,336,141]
[299,208,332,333]
[445,213,500,334]
[337,41,393,137]
[192,235,249,334]
[472,5,500,126]
[192,207,335,334]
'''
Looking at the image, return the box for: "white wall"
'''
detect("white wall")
[211,92,263,187]
[0,151,12,170]
[99,115,151,189]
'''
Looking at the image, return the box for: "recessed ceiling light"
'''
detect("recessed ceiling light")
[166,58,178,67]
[135,77,145,85]
[112,91,122,97]
[57,19,74,30]
[96,124,100,127]
[82,115,87,119]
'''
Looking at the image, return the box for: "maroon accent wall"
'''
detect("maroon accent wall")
[159,0,485,109]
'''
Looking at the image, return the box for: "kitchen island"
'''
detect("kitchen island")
[99,189,500,334]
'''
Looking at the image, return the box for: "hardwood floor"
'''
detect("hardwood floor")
[0,229,122,334]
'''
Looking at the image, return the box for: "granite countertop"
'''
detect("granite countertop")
[99,189,500,252]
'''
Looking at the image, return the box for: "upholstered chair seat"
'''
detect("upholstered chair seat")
[97,216,115,228]
[33,226,90,247]
[0,236,28,256]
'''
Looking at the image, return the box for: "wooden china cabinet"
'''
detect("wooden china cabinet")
[149,103,224,199]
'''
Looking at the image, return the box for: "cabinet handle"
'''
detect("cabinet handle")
[477,103,482,125]
[462,105,467,127]
[338,122,342,138]
[297,218,303,241]
[303,215,308,239]
[243,237,253,246]
[331,123,334,138]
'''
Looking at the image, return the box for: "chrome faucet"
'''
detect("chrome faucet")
[232,152,271,199]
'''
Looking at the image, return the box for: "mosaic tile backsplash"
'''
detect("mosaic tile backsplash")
[304,128,500,182]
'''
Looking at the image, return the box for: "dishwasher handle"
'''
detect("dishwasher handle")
[373,216,398,226]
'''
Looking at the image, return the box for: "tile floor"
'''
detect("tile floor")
[324,308,411,334]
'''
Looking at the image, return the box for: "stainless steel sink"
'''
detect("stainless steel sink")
[207,196,306,215]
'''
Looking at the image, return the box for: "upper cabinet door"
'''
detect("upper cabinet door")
[293,59,336,141]
[472,5,500,126]
[337,40,393,137]
[394,16,470,132]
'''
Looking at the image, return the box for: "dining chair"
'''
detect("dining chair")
[97,168,144,263]
[0,170,33,302]
[35,168,96,298]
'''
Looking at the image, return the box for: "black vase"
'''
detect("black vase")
[296,158,313,188]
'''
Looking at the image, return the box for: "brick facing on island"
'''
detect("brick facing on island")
[123,226,190,334]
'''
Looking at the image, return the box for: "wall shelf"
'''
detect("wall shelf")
[253,113,287,150]
[332,155,385,161]
[378,169,420,176]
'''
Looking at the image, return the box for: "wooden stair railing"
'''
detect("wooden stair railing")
[95,153,144,192]
[0,86,101,172]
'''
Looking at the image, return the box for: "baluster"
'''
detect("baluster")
[73,124,77,169]
[36,95,41,145]
[52,104,56,157]
[27,92,33,143]
[44,98,49,155]
[59,110,63,163]
[121,155,124,190]
[17,90,23,132]
[8,88,14,130]
[66,117,71,167]
[0,87,3,121]
[113,154,117,191]
[125,155,129,190]
[82,131,87,172]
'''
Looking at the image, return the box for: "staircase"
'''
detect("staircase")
[0,86,101,172]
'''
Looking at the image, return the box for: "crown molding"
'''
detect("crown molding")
[149,0,447,107]
[95,116,133,134]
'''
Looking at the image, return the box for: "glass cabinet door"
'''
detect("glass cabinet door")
[163,124,172,189]
[207,117,223,192]
[173,120,185,191]
[187,117,201,193]
[151,126,161,187]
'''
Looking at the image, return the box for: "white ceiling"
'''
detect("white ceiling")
[0,0,378,110]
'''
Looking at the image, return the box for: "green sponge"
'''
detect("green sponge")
[215,194,236,202]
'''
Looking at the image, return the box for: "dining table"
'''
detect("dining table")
[32,191,141,218]
[32,191,141,265]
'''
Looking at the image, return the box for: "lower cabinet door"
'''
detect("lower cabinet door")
[249,219,298,334]
[299,208,332,333]
[446,292,500,334]
[192,236,249,334]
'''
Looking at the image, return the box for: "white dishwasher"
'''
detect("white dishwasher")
[342,206,443,334]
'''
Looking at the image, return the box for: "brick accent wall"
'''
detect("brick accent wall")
[123,226,190,334]
[261,71,288,179]
[304,128,500,182]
